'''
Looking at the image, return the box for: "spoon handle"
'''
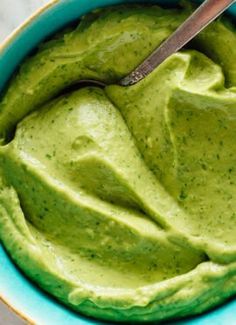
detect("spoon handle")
[120,0,236,86]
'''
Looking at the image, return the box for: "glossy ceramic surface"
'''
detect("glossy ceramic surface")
[1,0,236,324]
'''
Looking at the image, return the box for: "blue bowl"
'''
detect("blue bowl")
[1,0,236,324]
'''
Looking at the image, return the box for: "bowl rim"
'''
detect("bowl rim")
[0,295,34,324]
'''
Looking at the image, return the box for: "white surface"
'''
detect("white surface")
[0,302,25,325]
[0,1,49,323]
[0,0,48,43]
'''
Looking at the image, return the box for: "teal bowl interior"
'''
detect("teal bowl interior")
[1,0,236,324]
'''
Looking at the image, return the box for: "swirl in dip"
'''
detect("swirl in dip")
[1,5,236,322]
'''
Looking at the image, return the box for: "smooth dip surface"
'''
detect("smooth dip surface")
[1,5,236,322]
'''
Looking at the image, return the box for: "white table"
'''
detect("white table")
[0,1,49,323]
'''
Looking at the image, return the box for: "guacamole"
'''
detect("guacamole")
[1,5,236,322]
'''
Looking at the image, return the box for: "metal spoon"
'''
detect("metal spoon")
[78,0,236,88]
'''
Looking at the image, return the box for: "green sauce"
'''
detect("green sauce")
[1,5,236,322]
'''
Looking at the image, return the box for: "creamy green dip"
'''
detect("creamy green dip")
[1,5,236,322]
